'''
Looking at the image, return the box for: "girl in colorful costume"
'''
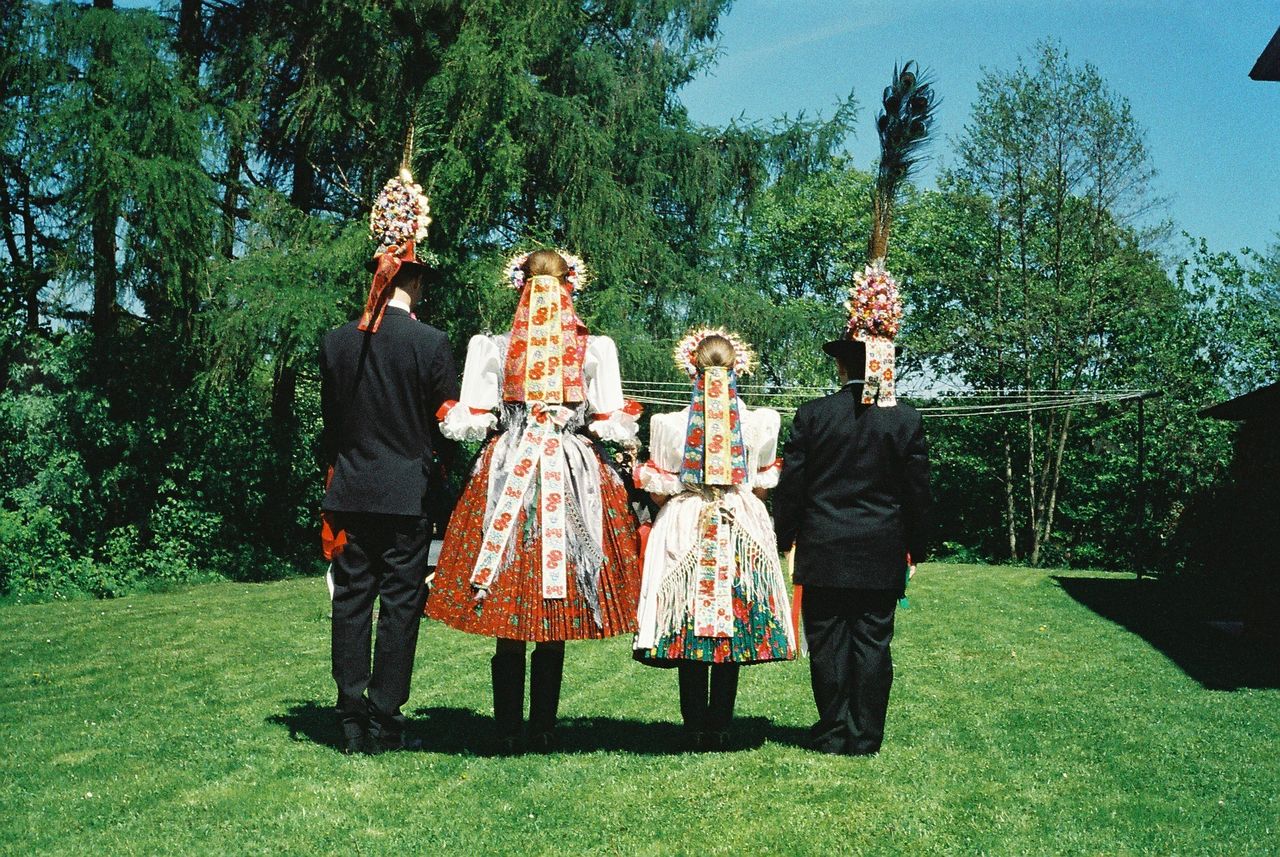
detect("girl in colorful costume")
[429,249,642,751]
[633,329,797,749]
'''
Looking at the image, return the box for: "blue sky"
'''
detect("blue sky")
[678,0,1280,256]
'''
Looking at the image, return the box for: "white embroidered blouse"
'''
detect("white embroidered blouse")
[633,405,783,495]
[438,333,638,443]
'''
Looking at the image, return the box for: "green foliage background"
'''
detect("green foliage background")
[0,3,1276,602]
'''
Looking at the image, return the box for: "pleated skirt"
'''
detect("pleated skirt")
[426,437,642,641]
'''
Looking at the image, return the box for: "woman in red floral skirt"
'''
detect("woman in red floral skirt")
[430,249,641,751]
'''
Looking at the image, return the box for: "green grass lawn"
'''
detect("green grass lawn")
[2,565,1277,856]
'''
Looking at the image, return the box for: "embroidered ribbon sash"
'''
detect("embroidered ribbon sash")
[702,367,733,485]
[525,274,564,403]
[859,334,897,406]
[679,368,747,487]
[693,500,734,638]
[502,275,587,404]
[358,243,404,333]
[678,367,747,636]
[470,404,572,599]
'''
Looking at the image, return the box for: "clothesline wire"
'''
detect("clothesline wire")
[625,389,1140,407]
[621,389,1149,419]
[623,379,1151,397]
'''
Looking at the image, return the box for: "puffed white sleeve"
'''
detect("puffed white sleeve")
[633,412,685,496]
[584,335,640,443]
[748,407,782,489]
[437,334,501,442]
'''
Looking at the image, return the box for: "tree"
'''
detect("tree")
[922,40,1164,564]
[0,3,63,337]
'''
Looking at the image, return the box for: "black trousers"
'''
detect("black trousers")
[330,512,431,741]
[802,586,898,755]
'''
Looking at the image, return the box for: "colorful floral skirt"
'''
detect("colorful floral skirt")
[426,437,642,641]
[634,527,797,667]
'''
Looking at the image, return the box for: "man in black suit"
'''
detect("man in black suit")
[320,248,459,755]
[774,338,931,755]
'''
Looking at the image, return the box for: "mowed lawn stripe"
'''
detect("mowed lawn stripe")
[1,566,1276,855]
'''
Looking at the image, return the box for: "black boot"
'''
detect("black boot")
[490,652,526,755]
[705,663,741,750]
[677,663,710,750]
[528,646,565,751]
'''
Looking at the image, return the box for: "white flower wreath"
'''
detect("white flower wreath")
[673,327,756,378]
[504,248,589,292]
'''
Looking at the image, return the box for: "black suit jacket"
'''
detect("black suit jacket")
[774,384,931,592]
[320,306,460,517]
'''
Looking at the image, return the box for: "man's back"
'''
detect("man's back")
[320,306,459,516]
[774,385,930,592]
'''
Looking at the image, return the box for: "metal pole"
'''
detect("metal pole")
[1136,395,1145,579]
[1133,390,1164,579]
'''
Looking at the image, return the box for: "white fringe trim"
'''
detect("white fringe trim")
[651,517,796,651]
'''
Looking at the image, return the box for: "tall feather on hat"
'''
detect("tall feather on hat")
[825,61,937,406]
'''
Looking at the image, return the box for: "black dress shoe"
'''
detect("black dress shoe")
[368,733,423,754]
[495,735,524,756]
[342,732,373,756]
[704,730,730,752]
[526,730,559,753]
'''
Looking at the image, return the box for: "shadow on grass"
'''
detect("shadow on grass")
[268,700,809,756]
[1053,575,1280,692]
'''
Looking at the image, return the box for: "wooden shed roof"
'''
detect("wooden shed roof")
[1200,381,1280,421]
[1251,26,1280,81]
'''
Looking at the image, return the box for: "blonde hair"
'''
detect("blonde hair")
[693,334,736,372]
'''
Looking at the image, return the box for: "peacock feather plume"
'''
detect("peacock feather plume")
[869,61,937,265]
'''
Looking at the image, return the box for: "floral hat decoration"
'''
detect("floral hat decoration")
[505,248,589,292]
[370,168,432,253]
[824,266,902,407]
[822,61,934,405]
[673,326,755,379]
[359,168,434,333]
[674,326,754,488]
[844,266,903,341]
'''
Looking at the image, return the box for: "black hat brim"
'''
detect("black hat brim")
[822,339,903,360]
[364,256,431,275]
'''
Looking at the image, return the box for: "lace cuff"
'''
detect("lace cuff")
[439,401,497,442]
[635,460,682,495]
[753,458,782,490]
[588,399,642,443]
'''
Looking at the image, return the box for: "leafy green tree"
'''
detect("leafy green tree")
[915,40,1167,564]
[1177,237,1280,396]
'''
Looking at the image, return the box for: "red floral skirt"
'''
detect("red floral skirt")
[426,438,642,641]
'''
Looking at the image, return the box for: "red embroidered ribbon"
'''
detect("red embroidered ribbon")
[502,277,588,403]
[321,465,347,559]
[359,240,418,333]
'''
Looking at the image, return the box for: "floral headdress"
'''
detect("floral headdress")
[673,327,755,378]
[844,266,903,340]
[674,326,752,488]
[504,249,589,292]
[826,61,933,405]
[359,169,433,333]
[500,247,591,404]
[370,169,432,250]
[832,264,901,406]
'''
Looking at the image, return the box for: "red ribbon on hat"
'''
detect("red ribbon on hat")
[359,240,417,333]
